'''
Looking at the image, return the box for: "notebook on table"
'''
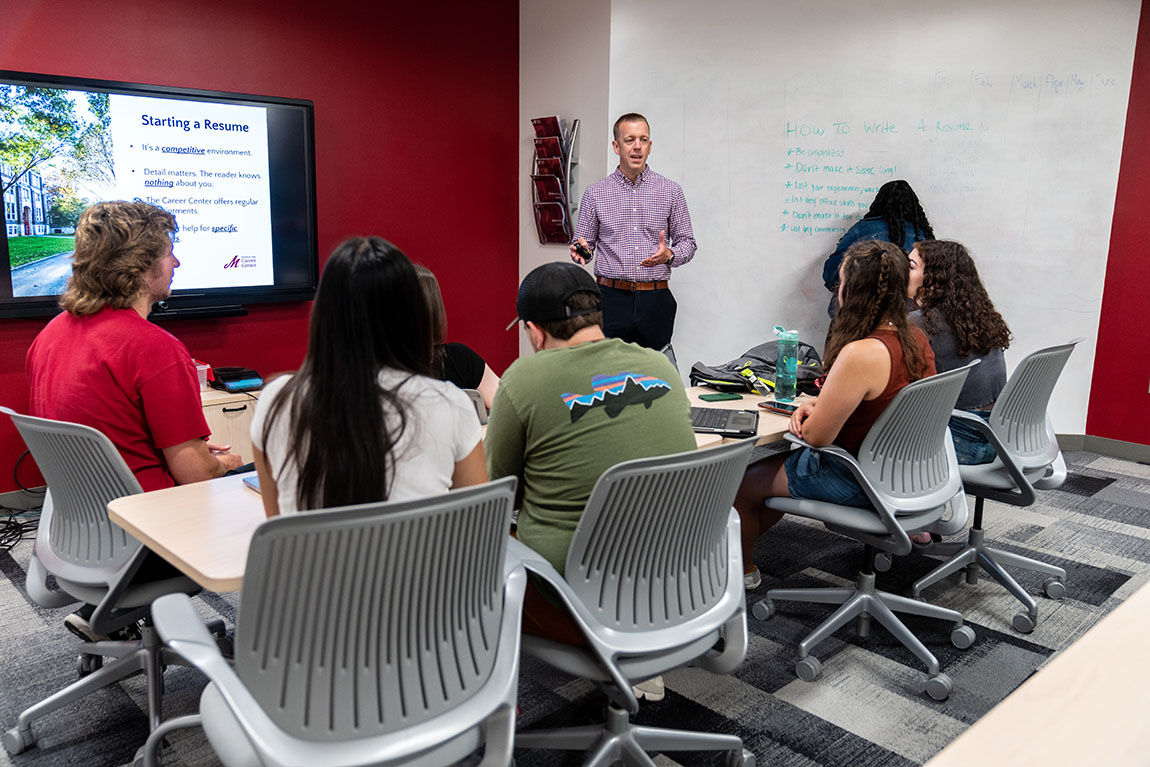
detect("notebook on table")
[689,407,759,438]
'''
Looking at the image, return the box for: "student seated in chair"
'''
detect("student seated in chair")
[26,200,246,641]
[485,262,695,698]
[736,240,937,589]
[27,201,245,491]
[907,240,1011,465]
[250,237,488,517]
[415,264,501,410]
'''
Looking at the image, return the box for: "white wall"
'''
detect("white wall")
[608,0,1140,434]
[518,0,611,357]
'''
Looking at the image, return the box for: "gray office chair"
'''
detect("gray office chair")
[911,340,1080,633]
[750,364,978,701]
[0,407,206,757]
[463,388,489,425]
[513,439,756,767]
[141,477,525,767]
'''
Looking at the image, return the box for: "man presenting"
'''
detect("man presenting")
[571,112,696,351]
[27,201,243,492]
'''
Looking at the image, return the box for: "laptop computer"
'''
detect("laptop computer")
[689,406,759,438]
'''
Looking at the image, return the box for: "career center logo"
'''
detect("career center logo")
[223,254,257,269]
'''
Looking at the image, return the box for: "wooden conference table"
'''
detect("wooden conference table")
[108,385,798,593]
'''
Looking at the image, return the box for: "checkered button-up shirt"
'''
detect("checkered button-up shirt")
[574,167,696,281]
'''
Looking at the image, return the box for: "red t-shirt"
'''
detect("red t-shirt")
[26,307,210,491]
[835,326,937,456]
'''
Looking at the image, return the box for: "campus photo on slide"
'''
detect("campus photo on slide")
[2,83,274,298]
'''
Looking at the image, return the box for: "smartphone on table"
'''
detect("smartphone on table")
[759,400,798,415]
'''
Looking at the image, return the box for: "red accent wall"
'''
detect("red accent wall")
[1088,0,1150,446]
[0,0,519,491]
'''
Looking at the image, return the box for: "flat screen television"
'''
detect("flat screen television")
[0,70,317,319]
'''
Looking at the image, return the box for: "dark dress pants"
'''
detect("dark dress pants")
[599,285,677,351]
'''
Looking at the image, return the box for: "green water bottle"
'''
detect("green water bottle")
[774,325,798,402]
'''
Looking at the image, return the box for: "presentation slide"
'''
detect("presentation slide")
[3,85,275,298]
[110,94,274,291]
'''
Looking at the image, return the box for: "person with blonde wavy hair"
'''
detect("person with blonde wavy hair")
[27,200,244,642]
[28,200,243,491]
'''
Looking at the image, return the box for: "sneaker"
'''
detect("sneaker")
[631,675,665,701]
[64,613,141,643]
[743,567,762,590]
[64,612,109,643]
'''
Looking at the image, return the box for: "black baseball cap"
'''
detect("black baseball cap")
[505,261,601,330]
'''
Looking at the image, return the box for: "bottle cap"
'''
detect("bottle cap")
[773,325,799,341]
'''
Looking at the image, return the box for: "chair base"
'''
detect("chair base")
[754,571,970,700]
[516,703,750,767]
[911,527,1067,632]
[3,624,181,756]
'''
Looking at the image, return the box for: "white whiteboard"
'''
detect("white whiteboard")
[609,0,1140,433]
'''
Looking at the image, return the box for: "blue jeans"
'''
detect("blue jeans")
[784,447,871,508]
[950,411,997,465]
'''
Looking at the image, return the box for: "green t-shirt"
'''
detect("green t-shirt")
[485,338,696,575]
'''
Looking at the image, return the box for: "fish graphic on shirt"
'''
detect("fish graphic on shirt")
[561,371,672,422]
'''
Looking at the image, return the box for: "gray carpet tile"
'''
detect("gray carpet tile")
[0,449,1147,766]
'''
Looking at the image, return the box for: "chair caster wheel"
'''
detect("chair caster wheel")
[950,625,975,650]
[1012,612,1036,633]
[795,656,822,682]
[751,599,774,621]
[926,673,953,701]
[1042,578,1067,600]
[873,553,892,572]
[3,726,35,755]
[77,653,103,677]
[725,748,756,767]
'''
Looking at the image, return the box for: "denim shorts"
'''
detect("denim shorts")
[950,411,997,465]
[784,447,871,508]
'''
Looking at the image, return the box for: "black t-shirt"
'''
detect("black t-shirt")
[437,342,486,390]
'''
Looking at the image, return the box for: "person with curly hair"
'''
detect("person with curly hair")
[822,179,935,317]
[908,240,1011,465]
[737,240,937,588]
[28,201,244,490]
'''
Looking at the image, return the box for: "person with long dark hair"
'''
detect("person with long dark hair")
[250,237,488,516]
[415,264,501,410]
[822,179,935,316]
[908,240,1011,465]
[737,240,937,588]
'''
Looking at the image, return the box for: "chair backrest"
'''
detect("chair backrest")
[856,363,975,513]
[563,439,754,633]
[234,477,516,742]
[462,388,488,425]
[988,340,1079,472]
[1,407,143,575]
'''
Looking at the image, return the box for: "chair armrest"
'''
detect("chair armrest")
[151,593,281,744]
[781,435,910,544]
[1034,450,1067,490]
[692,508,748,676]
[951,409,1036,501]
[506,538,642,713]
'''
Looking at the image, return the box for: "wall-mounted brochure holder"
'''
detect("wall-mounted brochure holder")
[530,115,579,244]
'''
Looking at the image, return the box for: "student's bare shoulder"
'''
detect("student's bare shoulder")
[836,337,889,367]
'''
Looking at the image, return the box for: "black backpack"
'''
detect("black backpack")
[689,340,823,395]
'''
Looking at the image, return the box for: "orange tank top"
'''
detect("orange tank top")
[835,327,936,456]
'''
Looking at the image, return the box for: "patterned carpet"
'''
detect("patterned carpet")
[0,450,1147,766]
